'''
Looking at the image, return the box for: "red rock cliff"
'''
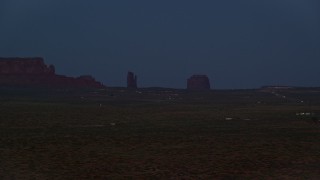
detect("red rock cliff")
[127,71,137,88]
[0,57,105,89]
[187,75,211,90]
[0,57,55,75]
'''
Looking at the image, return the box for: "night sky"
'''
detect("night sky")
[0,0,319,89]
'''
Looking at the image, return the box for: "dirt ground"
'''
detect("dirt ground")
[1,88,320,179]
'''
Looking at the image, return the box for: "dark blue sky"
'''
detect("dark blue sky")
[0,0,319,89]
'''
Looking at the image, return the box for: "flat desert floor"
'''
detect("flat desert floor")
[0,88,320,179]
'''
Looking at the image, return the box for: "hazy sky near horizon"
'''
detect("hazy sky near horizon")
[0,0,319,89]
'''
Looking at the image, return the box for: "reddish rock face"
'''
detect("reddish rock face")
[0,57,55,75]
[127,72,137,88]
[0,57,105,89]
[187,75,211,90]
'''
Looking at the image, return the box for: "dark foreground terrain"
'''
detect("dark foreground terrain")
[1,87,320,179]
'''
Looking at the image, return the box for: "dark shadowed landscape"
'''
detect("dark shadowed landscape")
[1,87,320,179]
[1,1,319,179]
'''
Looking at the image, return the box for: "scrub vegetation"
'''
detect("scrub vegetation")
[1,88,320,179]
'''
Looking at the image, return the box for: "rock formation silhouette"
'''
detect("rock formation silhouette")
[0,57,55,75]
[0,57,105,89]
[187,75,211,90]
[127,71,137,88]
